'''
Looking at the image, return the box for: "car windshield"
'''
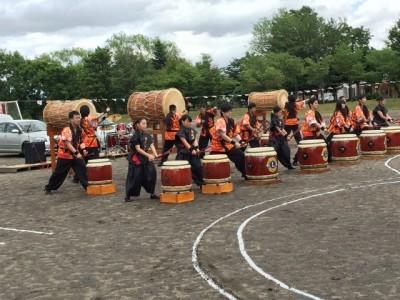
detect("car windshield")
[17,121,46,132]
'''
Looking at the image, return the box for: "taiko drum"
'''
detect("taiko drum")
[202,154,231,184]
[298,139,328,170]
[359,130,386,156]
[87,159,113,185]
[382,126,400,152]
[330,134,360,162]
[245,147,278,181]
[161,160,192,192]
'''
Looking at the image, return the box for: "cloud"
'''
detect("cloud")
[1,0,399,66]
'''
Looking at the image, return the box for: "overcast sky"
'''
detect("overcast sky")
[1,0,399,66]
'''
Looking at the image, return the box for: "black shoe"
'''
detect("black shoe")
[72,178,79,184]
[293,161,298,166]
[150,194,160,200]
[44,189,52,195]
[288,165,295,170]
[125,197,134,202]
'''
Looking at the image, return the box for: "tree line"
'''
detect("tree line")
[2,6,400,118]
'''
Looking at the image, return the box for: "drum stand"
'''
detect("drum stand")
[201,182,234,194]
[160,190,195,204]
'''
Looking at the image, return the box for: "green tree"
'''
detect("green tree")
[388,18,400,53]
[366,48,400,80]
[81,47,112,99]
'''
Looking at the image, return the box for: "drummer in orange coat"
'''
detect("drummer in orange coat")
[159,104,185,165]
[328,98,352,135]
[284,93,306,143]
[195,104,217,156]
[301,96,332,161]
[352,95,372,135]
[210,103,247,179]
[239,102,261,148]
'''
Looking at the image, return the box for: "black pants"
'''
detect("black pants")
[269,136,292,169]
[125,162,156,197]
[45,158,88,191]
[211,148,246,178]
[284,125,302,144]
[176,151,204,186]
[198,135,211,158]
[160,140,178,163]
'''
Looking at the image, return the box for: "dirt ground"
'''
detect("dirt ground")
[0,146,400,300]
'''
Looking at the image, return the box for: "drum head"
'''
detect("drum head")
[203,154,228,160]
[162,88,186,116]
[246,147,275,153]
[299,139,325,145]
[332,134,358,141]
[361,130,384,136]
[260,134,269,138]
[382,126,400,132]
[163,160,189,166]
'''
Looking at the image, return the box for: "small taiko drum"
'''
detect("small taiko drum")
[359,130,386,156]
[106,133,118,148]
[161,161,192,192]
[260,133,269,147]
[382,126,400,152]
[330,134,360,162]
[87,159,113,185]
[245,147,278,181]
[298,139,328,170]
[202,154,231,184]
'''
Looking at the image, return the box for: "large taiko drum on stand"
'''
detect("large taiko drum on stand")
[382,126,400,152]
[127,88,186,123]
[248,90,288,112]
[260,133,269,147]
[43,99,97,129]
[330,134,360,162]
[87,159,113,185]
[161,161,192,192]
[359,130,386,156]
[298,139,329,171]
[202,154,231,184]
[245,147,278,181]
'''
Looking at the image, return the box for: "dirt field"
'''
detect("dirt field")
[0,147,400,299]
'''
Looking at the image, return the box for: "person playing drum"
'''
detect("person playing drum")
[328,98,352,135]
[239,102,261,148]
[352,95,372,135]
[176,115,205,187]
[269,106,294,170]
[195,104,217,157]
[301,96,332,161]
[159,104,184,165]
[44,111,88,193]
[125,118,159,202]
[210,103,247,179]
[372,96,393,128]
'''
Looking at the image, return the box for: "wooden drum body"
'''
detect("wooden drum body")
[298,139,328,170]
[127,88,186,122]
[330,134,360,162]
[359,130,386,156]
[202,154,231,184]
[260,133,269,147]
[248,90,288,112]
[382,126,400,152]
[161,161,192,192]
[43,99,97,129]
[87,159,113,185]
[245,147,278,181]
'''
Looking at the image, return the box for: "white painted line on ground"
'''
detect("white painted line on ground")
[0,227,53,235]
[0,242,5,245]
[192,155,400,299]
[237,180,400,299]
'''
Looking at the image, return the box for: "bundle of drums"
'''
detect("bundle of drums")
[298,127,400,172]
[105,123,134,151]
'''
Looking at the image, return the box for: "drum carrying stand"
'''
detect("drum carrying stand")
[160,191,195,204]
[201,182,233,194]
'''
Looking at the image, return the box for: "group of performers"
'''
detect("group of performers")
[44,94,395,201]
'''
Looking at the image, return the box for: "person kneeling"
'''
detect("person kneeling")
[176,115,205,187]
[125,118,159,202]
